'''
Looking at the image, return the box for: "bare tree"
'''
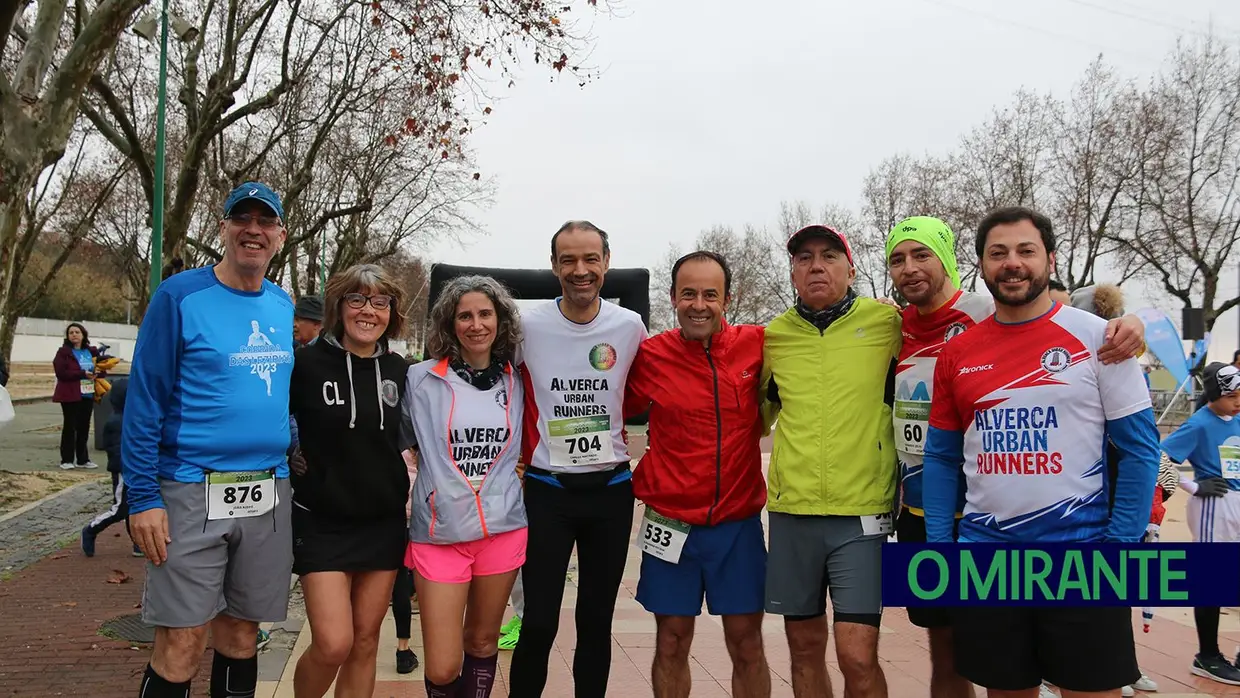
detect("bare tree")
[1108,36,1240,333]
[0,0,147,359]
[82,0,612,308]
[1046,57,1148,291]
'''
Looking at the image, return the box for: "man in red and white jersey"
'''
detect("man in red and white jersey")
[885,216,1144,698]
[508,220,648,697]
[921,206,1160,696]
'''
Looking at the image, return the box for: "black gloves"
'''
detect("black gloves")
[1195,477,1231,498]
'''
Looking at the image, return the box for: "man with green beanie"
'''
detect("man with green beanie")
[885,216,1146,698]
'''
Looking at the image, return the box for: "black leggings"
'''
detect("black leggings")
[59,398,93,465]
[508,476,634,698]
[393,565,414,640]
[85,472,132,539]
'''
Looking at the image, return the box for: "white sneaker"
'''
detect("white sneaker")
[1122,685,1135,697]
[59,462,75,470]
[81,461,98,469]
[1039,683,1057,698]
[1132,673,1158,691]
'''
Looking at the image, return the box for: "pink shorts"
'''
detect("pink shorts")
[405,527,527,584]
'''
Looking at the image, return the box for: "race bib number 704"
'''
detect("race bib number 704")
[547,415,615,467]
[206,471,276,520]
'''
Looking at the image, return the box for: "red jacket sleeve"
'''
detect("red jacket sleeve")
[623,342,653,420]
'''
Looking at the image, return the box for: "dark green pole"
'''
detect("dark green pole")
[148,0,169,300]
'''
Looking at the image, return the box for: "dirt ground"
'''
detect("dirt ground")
[6,362,57,401]
[0,470,99,515]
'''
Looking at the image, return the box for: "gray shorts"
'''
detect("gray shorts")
[764,512,885,626]
[141,477,293,628]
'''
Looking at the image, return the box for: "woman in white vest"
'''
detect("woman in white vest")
[402,275,526,698]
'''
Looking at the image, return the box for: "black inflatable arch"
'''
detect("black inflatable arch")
[427,263,651,329]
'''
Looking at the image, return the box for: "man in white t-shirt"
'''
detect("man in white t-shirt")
[508,220,648,697]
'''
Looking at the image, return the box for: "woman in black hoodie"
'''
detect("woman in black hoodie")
[288,264,412,698]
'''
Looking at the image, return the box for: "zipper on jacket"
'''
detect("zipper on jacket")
[428,491,437,538]
[705,345,723,526]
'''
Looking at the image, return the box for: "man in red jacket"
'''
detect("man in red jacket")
[625,250,771,698]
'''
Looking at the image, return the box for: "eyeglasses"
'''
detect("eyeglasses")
[227,213,282,229]
[343,293,393,310]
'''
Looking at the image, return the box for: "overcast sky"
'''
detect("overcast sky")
[425,0,1240,364]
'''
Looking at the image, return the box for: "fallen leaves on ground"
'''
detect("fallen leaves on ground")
[106,569,129,584]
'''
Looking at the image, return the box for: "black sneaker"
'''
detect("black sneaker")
[396,649,418,674]
[81,526,96,557]
[1193,652,1240,685]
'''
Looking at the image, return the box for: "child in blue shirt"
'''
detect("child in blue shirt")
[1162,361,1240,685]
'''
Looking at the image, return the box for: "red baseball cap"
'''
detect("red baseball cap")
[786,225,854,267]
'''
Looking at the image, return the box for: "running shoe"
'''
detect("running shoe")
[1193,652,1240,685]
[59,462,75,470]
[132,543,143,557]
[81,525,96,557]
[256,629,271,651]
[80,461,99,469]
[498,615,521,651]
[1039,683,1057,698]
[1121,685,1134,696]
[1131,672,1158,691]
[396,649,419,674]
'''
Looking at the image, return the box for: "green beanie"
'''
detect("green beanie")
[885,216,961,289]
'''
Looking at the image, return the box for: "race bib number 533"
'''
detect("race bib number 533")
[639,508,691,563]
[206,471,276,520]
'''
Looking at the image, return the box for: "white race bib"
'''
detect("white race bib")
[639,508,691,563]
[860,512,894,536]
[206,471,276,520]
[80,379,95,395]
[547,415,615,467]
[1221,445,1240,480]
[893,400,929,456]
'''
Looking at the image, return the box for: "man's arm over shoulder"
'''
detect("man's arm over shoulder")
[623,335,655,420]
[122,289,182,514]
[923,343,965,542]
[1097,350,1159,542]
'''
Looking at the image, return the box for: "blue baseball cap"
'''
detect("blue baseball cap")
[224,182,284,221]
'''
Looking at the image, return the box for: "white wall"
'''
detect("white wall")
[11,317,140,363]
[10,316,413,364]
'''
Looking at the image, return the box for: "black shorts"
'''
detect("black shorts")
[895,508,953,629]
[292,505,407,575]
[952,606,1140,691]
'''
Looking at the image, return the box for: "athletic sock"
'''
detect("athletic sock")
[138,664,190,698]
[462,653,499,697]
[1196,606,1222,656]
[425,675,462,698]
[209,652,258,698]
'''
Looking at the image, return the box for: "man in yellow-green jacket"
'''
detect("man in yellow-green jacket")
[761,224,901,698]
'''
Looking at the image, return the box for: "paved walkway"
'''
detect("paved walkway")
[0,472,1237,696]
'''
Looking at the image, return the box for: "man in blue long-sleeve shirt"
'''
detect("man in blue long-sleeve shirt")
[921,207,1159,696]
[124,182,295,698]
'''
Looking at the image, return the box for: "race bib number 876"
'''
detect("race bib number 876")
[206,471,276,520]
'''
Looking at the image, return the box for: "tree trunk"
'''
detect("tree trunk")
[0,174,34,364]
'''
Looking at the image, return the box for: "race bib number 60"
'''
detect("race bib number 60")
[206,471,276,520]
[639,508,691,564]
[547,415,615,467]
